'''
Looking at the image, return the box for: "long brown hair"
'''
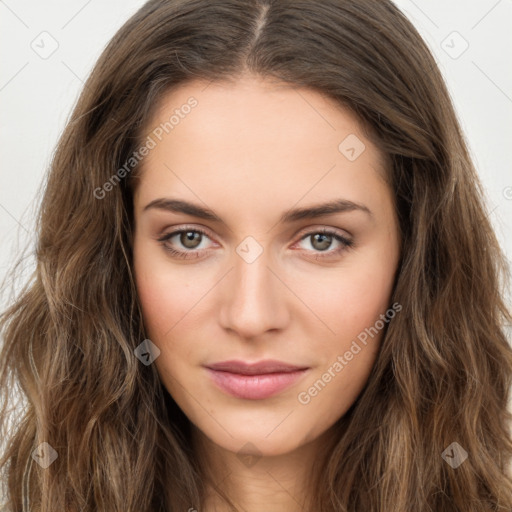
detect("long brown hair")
[1,0,511,510]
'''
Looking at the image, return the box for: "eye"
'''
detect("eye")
[157,226,354,261]
[157,226,215,260]
[294,228,353,260]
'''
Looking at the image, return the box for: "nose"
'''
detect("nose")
[218,247,290,340]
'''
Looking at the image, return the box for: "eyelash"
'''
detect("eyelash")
[157,226,354,261]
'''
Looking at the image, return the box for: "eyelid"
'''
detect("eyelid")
[293,225,352,241]
[290,227,353,255]
[157,224,353,259]
[158,224,217,241]
[158,224,350,244]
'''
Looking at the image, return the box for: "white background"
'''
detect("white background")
[0,1,511,392]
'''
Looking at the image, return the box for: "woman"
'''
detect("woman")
[1,0,511,510]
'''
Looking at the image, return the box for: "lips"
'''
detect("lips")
[206,359,308,375]
[205,359,310,400]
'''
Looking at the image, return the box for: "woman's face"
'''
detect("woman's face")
[132,75,400,457]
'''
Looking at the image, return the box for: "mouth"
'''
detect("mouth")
[204,359,310,400]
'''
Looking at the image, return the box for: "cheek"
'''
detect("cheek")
[294,256,396,346]
[133,257,199,393]
[294,269,393,423]
[133,241,187,340]
[290,249,397,415]
[135,272,198,345]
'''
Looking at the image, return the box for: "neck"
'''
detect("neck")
[191,424,339,511]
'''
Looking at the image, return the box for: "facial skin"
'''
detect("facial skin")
[132,74,400,511]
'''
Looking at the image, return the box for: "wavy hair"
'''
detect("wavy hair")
[1,0,512,510]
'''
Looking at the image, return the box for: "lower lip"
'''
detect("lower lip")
[206,368,309,400]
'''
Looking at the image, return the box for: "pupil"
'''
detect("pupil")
[182,231,200,248]
[314,234,331,251]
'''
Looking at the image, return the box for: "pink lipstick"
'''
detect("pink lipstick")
[205,359,310,400]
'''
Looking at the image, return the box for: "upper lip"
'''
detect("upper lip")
[206,359,309,375]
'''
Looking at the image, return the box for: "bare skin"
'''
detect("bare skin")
[132,74,401,511]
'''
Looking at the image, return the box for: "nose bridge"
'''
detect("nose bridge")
[219,240,287,337]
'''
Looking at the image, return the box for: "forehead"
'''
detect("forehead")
[133,76,391,222]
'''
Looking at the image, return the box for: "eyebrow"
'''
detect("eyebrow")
[142,197,372,223]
